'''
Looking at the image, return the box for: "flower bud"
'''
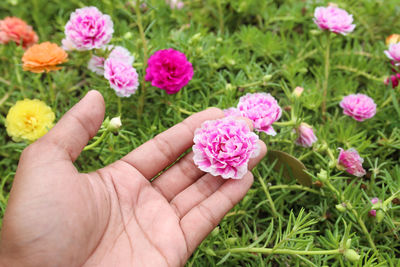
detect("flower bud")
[345,238,352,249]
[376,210,385,223]
[293,86,304,97]
[343,249,360,262]
[335,203,347,212]
[210,226,220,237]
[317,169,328,182]
[108,116,122,132]
[295,123,317,148]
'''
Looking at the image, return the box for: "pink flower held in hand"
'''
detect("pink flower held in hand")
[237,93,282,136]
[295,123,317,148]
[193,118,260,179]
[104,57,139,97]
[65,6,114,51]
[339,94,376,121]
[145,48,193,94]
[384,43,400,65]
[338,148,366,177]
[313,6,355,35]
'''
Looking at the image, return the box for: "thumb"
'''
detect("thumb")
[38,90,105,162]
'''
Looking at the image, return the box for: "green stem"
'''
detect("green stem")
[321,34,331,117]
[218,247,341,256]
[269,184,324,196]
[135,0,149,120]
[83,130,110,151]
[216,0,224,34]
[274,120,296,127]
[239,80,263,89]
[117,97,122,116]
[350,209,378,255]
[47,73,55,105]
[257,175,278,217]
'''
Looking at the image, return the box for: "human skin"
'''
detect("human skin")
[0,90,267,267]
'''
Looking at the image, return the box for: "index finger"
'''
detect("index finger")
[120,107,225,179]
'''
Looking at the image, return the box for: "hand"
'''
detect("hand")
[0,91,266,267]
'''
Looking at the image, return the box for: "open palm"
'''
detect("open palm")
[0,91,266,267]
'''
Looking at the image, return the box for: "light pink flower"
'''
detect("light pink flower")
[104,57,139,97]
[237,93,282,136]
[293,86,304,97]
[167,0,184,9]
[339,94,376,121]
[193,118,260,179]
[61,38,76,51]
[88,55,105,75]
[384,43,400,65]
[313,6,355,35]
[224,107,242,118]
[295,123,317,148]
[338,148,366,177]
[65,6,114,51]
[145,48,193,94]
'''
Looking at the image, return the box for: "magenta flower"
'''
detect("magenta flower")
[385,74,400,88]
[88,46,134,75]
[313,6,355,35]
[193,118,260,179]
[338,148,366,177]
[104,57,139,97]
[369,210,377,217]
[237,93,282,136]
[65,6,114,51]
[145,48,193,94]
[339,94,376,121]
[224,107,242,118]
[384,43,400,64]
[295,123,317,148]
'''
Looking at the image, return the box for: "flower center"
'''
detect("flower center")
[24,114,38,130]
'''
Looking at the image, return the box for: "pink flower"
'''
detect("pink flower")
[371,197,380,205]
[384,43,400,65]
[145,48,193,94]
[385,74,400,88]
[65,6,114,51]
[293,86,304,97]
[61,38,76,51]
[224,107,242,118]
[338,148,366,177]
[295,123,317,148]
[193,118,260,179]
[104,57,139,97]
[88,46,134,75]
[369,210,377,217]
[313,6,355,35]
[237,93,282,136]
[339,94,376,121]
[166,0,184,9]
[88,55,105,75]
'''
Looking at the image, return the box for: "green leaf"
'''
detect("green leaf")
[267,150,312,186]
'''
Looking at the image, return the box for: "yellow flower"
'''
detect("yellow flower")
[5,99,55,142]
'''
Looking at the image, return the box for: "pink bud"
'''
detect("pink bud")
[337,148,366,177]
[295,123,317,148]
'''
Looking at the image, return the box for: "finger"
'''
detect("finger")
[169,140,266,218]
[180,171,254,255]
[152,117,255,200]
[121,108,224,179]
[38,90,105,162]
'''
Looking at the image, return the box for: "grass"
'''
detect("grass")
[1,0,400,265]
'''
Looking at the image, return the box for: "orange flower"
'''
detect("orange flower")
[22,42,68,73]
[0,17,38,49]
